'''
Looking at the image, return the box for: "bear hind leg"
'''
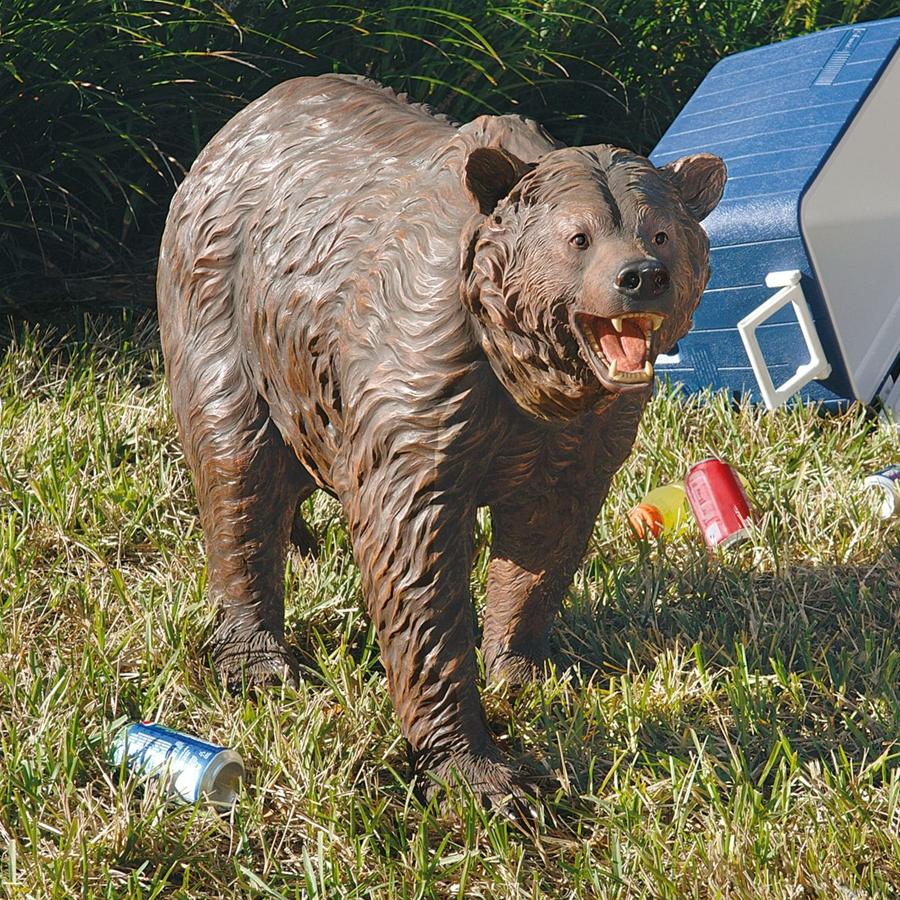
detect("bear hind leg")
[182,393,310,691]
[290,484,320,558]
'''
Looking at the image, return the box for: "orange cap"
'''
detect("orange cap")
[628,503,664,539]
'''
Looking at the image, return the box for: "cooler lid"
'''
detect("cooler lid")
[650,18,900,245]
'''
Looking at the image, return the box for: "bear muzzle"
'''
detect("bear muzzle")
[570,309,666,391]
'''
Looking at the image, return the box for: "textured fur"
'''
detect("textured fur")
[157,74,725,811]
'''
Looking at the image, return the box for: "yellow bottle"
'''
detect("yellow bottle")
[628,483,688,539]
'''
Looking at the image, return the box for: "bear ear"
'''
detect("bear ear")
[463,147,529,214]
[662,153,727,222]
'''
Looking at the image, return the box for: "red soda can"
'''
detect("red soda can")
[685,458,752,548]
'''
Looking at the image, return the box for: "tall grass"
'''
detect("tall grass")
[2,0,900,309]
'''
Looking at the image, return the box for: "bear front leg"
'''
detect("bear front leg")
[482,484,606,691]
[482,394,648,691]
[340,450,533,813]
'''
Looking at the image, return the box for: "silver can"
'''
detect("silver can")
[110,722,244,808]
[862,465,900,519]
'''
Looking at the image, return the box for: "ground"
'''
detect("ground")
[0,312,898,898]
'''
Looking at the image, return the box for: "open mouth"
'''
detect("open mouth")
[571,311,665,390]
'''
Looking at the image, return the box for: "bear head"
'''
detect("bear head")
[460,145,726,421]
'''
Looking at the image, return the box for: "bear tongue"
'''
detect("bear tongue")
[595,318,648,373]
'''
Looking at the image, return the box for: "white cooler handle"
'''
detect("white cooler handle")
[737,270,832,410]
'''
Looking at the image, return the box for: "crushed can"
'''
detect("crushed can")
[109,722,244,808]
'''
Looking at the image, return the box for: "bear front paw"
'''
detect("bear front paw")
[210,624,299,693]
[484,644,551,693]
[415,745,540,821]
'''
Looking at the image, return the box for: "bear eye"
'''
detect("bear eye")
[570,233,588,248]
[654,231,668,245]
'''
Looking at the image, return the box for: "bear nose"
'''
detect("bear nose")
[615,260,670,298]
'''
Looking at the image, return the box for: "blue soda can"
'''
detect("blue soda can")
[109,722,244,808]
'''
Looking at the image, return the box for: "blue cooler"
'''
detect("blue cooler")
[650,18,900,416]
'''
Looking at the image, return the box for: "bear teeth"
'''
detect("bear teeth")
[607,358,653,383]
[574,312,662,385]
[610,313,664,338]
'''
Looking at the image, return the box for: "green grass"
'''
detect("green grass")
[1,313,898,898]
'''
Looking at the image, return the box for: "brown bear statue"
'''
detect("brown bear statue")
[156,74,726,812]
